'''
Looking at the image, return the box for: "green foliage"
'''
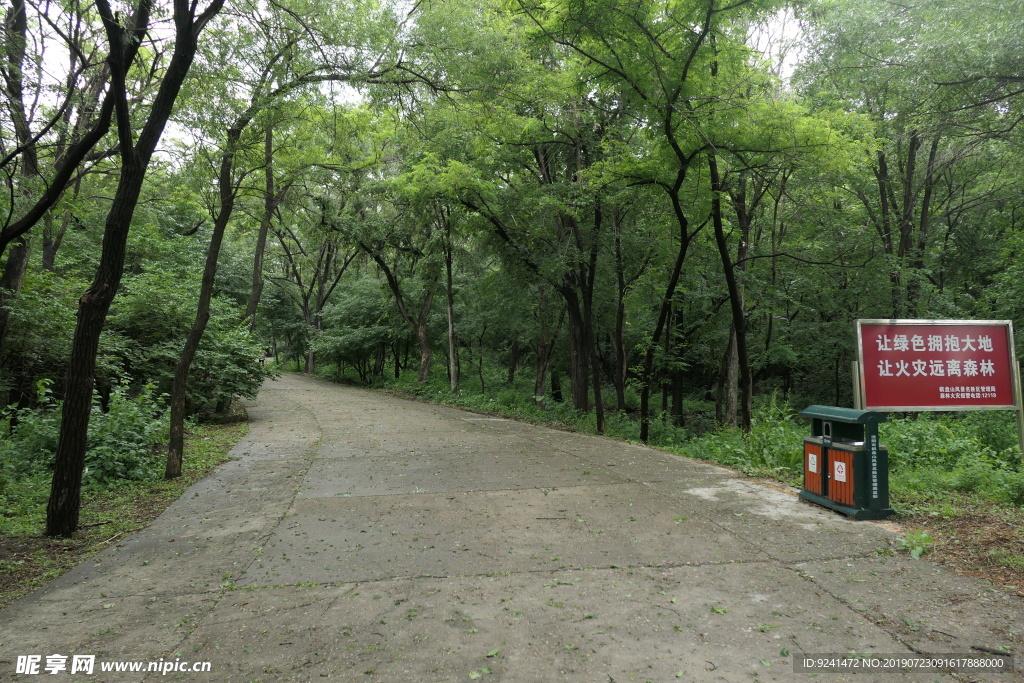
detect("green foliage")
[108,276,276,418]
[0,382,169,491]
[83,383,169,486]
[899,529,935,559]
[881,413,1021,472]
[678,395,805,482]
[871,412,1024,512]
[314,277,396,382]
[1,382,173,534]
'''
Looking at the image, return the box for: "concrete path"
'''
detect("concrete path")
[1,373,1021,681]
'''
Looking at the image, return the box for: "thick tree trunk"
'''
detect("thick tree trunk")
[48,159,147,535]
[46,0,222,536]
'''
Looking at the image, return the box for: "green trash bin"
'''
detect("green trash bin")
[798,405,894,520]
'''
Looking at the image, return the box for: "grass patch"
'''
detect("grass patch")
[0,420,246,609]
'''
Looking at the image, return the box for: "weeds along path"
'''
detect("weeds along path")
[1,373,1021,681]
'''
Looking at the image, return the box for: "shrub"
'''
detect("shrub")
[0,382,169,492]
[678,395,804,481]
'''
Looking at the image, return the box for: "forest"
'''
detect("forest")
[2,0,1023,539]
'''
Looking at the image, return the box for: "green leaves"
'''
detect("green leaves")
[899,529,935,560]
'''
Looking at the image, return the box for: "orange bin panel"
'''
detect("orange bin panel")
[828,449,854,506]
[804,442,824,496]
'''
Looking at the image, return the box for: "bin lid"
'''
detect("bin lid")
[798,405,888,426]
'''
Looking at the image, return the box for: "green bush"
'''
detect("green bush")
[0,382,169,492]
[678,395,804,481]
[83,383,169,486]
[880,417,987,471]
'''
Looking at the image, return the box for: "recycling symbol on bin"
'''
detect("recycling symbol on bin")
[833,460,847,483]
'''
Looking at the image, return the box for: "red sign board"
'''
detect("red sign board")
[856,320,1018,410]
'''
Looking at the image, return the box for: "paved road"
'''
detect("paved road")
[1,373,1022,681]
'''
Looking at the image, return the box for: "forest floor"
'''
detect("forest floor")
[0,422,246,610]
[900,506,1024,600]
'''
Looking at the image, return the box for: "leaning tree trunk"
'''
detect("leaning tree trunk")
[639,186,692,443]
[165,141,237,479]
[48,156,151,535]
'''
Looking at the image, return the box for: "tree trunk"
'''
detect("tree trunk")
[48,158,148,536]
[444,219,458,392]
[565,294,589,411]
[415,292,433,382]
[168,113,252,478]
[533,288,562,409]
[244,125,277,328]
[550,368,562,402]
[476,325,487,392]
[670,310,685,426]
[639,227,689,442]
[709,152,751,432]
[716,325,738,426]
[612,212,629,412]
[0,235,31,361]
[507,338,520,385]
[46,0,223,536]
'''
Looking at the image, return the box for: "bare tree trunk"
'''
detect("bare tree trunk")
[168,109,264,478]
[709,152,751,432]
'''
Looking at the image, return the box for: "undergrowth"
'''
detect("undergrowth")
[0,420,246,607]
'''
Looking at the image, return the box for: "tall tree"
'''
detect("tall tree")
[796,0,1024,317]
[46,0,225,536]
[165,0,413,478]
